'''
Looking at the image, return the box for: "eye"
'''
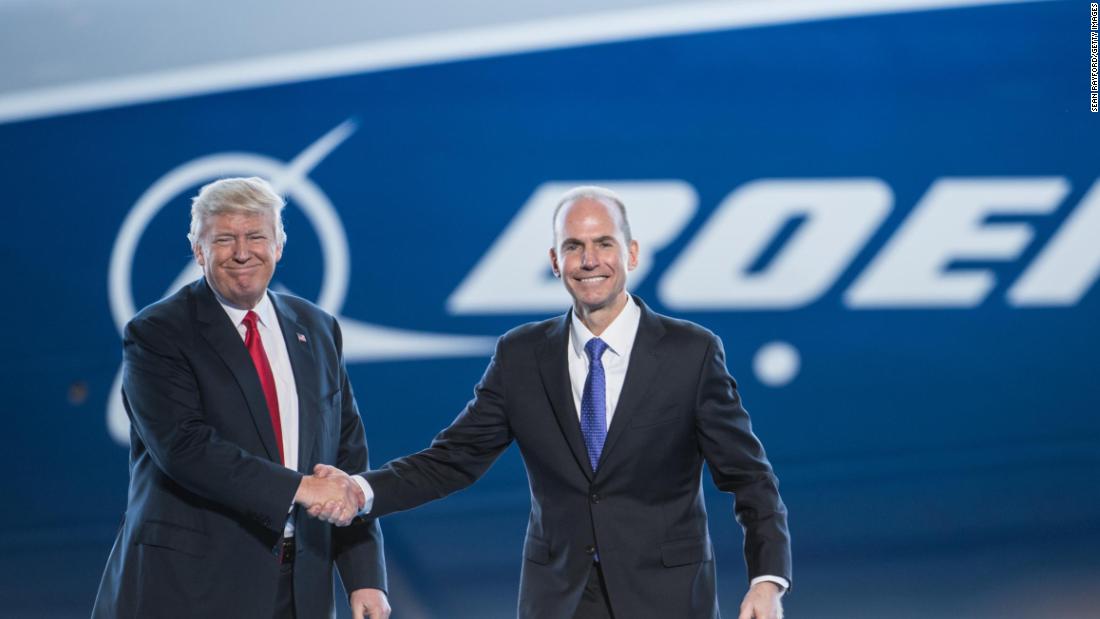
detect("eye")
[214,237,233,245]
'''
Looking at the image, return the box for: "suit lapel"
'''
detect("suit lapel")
[536,312,595,481]
[192,279,281,462]
[270,293,319,473]
[597,297,666,472]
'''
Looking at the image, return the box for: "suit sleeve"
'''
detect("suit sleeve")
[122,315,302,532]
[694,333,792,586]
[363,337,514,517]
[328,318,388,594]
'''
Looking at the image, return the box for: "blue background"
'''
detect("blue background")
[1,2,1097,617]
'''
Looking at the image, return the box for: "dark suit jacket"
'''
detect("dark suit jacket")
[93,279,386,619]
[366,297,790,618]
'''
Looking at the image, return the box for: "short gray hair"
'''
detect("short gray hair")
[552,185,632,244]
[187,177,287,246]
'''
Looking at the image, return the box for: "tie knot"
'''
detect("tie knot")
[585,337,609,362]
[243,310,259,331]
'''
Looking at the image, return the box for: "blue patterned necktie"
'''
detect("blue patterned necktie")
[581,337,610,472]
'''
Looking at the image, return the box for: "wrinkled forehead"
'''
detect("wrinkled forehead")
[201,208,278,235]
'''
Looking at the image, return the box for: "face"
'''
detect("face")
[193,210,282,309]
[550,197,639,315]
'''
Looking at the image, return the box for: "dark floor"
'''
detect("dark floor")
[7,516,1098,619]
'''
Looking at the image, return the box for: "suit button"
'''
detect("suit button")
[590,493,600,504]
[585,545,596,555]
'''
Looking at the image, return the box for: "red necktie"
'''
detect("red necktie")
[243,311,284,463]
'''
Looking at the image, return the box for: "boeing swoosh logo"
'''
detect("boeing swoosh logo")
[105,119,495,445]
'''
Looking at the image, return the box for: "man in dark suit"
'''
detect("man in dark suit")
[93,177,390,619]
[318,186,790,618]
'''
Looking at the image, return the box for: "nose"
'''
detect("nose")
[581,247,598,269]
[232,240,250,262]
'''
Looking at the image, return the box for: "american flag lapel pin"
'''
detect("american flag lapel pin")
[297,332,307,344]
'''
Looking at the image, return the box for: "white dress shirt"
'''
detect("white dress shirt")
[217,293,302,536]
[567,295,788,593]
[567,296,641,427]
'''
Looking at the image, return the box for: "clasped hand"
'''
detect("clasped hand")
[293,464,365,527]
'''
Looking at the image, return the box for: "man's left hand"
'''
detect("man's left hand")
[738,581,784,619]
[349,588,391,619]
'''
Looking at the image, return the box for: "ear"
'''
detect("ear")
[275,241,284,263]
[548,247,561,278]
[626,239,639,271]
[193,244,205,267]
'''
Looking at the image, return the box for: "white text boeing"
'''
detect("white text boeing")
[449,177,1099,312]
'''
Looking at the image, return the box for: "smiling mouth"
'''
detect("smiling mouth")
[576,275,609,284]
[225,266,260,277]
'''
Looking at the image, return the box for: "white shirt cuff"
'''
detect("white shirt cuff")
[351,475,375,515]
[750,575,789,593]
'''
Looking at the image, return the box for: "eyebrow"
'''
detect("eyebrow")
[561,235,618,245]
[212,229,267,237]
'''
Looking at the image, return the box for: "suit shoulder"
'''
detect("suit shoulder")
[653,310,720,345]
[271,290,333,320]
[269,291,341,336]
[126,284,193,335]
[498,315,562,348]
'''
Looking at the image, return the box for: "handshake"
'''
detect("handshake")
[293,464,366,527]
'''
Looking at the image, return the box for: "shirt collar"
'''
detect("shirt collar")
[217,291,276,330]
[569,294,641,359]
